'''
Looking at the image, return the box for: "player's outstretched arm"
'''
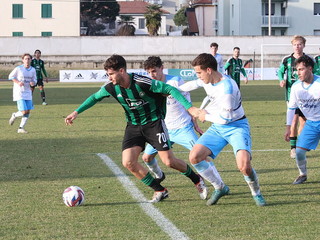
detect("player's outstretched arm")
[65,111,78,126]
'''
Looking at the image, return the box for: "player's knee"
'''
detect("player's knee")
[141,154,152,163]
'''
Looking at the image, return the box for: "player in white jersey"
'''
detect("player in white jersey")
[8,53,37,134]
[210,42,224,74]
[179,53,266,206]
[285,55,320,184]
[141,56,208,200]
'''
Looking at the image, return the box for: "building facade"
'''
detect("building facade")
[0,0,80,37]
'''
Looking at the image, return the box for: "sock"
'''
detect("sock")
[181,164,200,185]
[40,90,46,101]
[144,158,163,179]
[19,113,29,129]
[141,172,165,191]
[14,111,24,118]
[290,137,297,149]
[244,168,261,197]
[193,160,224,189]
[296,148,307,176]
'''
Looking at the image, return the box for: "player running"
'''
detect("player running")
[180,53,266,206]
[65,54,207,203]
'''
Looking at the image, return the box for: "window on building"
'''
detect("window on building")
[12,32,23,36]
[262,3,275,16]
[314,30,320,35]
[138,18,145,29]
[281,29,286,36]
[12,4,23,18]
[281,5,286,16]
[314,3,320,15]
[41,32,52,37]
[42,4,52,18]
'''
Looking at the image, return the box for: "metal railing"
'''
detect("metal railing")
[261,16,289,26]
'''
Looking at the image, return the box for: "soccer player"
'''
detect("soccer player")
[224,47,248,89]
[141,56,210,200]
[278,35,307,159]
[284,55,320,185]
[314,49,320,75]
[210,42,224,73]
[8,53,37,134]
[65,54,207,203]
[31,49,49,105]
[179,53,266,207]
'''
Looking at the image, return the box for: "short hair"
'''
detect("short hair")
[295,55,314,69]
[233,47,240,51]
[291,35,306,45]
[21,53,32,59]
[191,53,217,71]
[34,49,41,54]
[104,54,127,71]
[144,56,163,70]
[210,42,218,48]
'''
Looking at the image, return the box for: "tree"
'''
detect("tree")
[144,4,162,36]
[80,0,120,36]
[173,6,188,27]
[116,16,136,36]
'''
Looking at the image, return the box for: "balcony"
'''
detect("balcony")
[261,16,289,27]
[145,0,162,5]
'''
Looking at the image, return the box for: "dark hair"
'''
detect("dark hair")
[191,53,217,71]
[143,56,163,70]
[34,49,41,54]
[295,55,314,69]
[104,54,127,71]
[233,47,240,51]
[210,42,218,48]
[21,53,32,59]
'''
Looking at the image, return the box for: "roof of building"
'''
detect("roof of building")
[119,1,169,15]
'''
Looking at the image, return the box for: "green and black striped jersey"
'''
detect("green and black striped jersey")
[31,58,47,80]
[224,57,247,86]
[278,53,306,100]
[315,55,320,75]
[75,73,192,125]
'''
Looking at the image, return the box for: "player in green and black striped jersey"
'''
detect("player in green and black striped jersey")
[278,35,308,159]
[31,50,48,105]
[224,47,248,89]
[65,55,207,203]
[315,53,320,75]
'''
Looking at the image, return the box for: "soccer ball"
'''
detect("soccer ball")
[62,186,85,207]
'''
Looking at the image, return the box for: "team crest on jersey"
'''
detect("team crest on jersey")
[126,99,147,109]
[139,92,145,97]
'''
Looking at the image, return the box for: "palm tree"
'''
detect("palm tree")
[144,4,162,36]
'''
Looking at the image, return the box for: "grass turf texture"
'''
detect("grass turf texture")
[1,80,320,240]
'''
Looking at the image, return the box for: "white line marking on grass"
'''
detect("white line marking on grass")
[96,153,190,240]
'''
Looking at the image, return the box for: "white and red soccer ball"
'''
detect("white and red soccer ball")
[62,186,85,207]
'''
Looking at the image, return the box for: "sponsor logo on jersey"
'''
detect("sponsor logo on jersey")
[139,92,145,97]
[126,99,147,109]
[162,144,168,148]
[117,93,122,98]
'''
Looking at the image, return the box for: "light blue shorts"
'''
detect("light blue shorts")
[17,99,34,111]
[144,122,198,155]
[196,118,252,159]
[297,120,320,150]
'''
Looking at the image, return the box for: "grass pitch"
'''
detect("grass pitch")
[1,80,320,240]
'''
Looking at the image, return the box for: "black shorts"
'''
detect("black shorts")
[295,108,305,118]
[122,119,171,152]
[36,79,44,87]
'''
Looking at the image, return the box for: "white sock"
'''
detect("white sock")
[193,160,224,190]
[19,116,29,129]
[244,168,261,196]
[296,148,307,176]
[144,158,163,179]
[14,111,24,118]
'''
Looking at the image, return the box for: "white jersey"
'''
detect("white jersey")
[287,75,320,123]
[179,75,245,125]
[164,75,192,130]
[9,65,37,101]
[213,53,224,74]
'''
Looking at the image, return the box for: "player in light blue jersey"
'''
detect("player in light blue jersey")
[285,55,320,185]
[180,53,266,207]
[141,56,209,200]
